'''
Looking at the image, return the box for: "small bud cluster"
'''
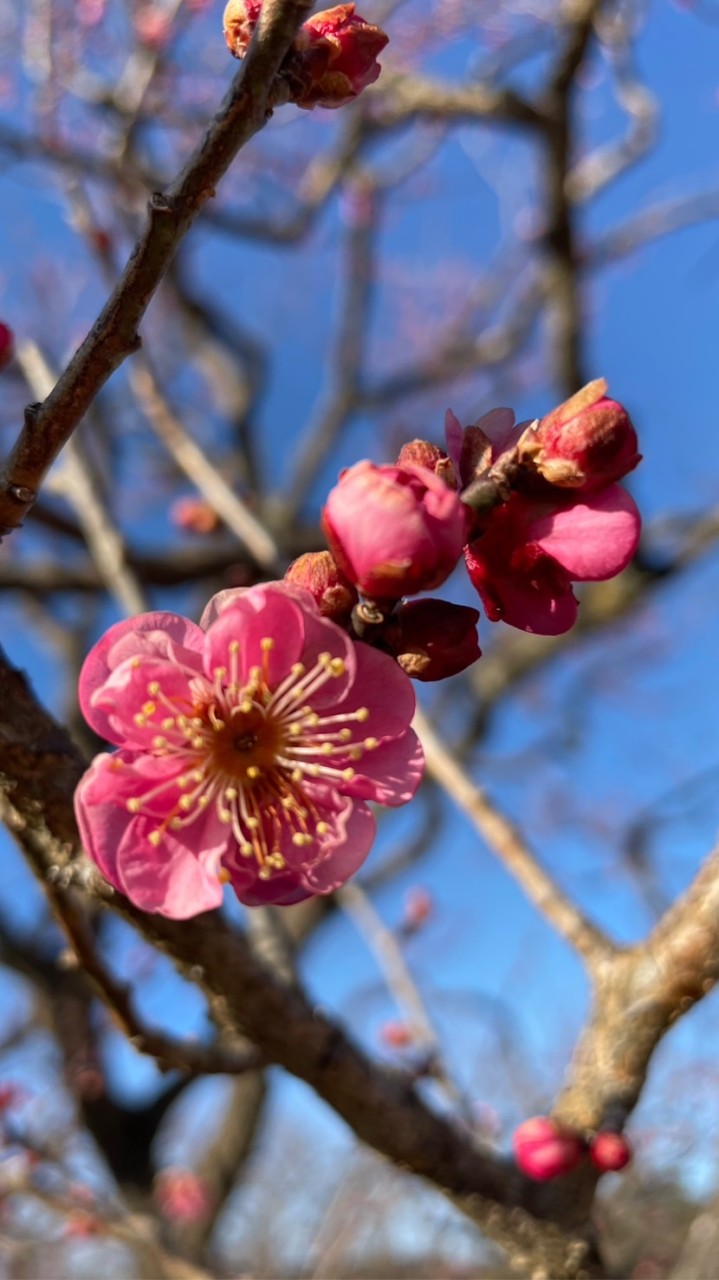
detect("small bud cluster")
[513,1116,632,1181]
[294,379,641,685]
[223,1,388,110]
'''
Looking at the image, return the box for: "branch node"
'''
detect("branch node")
[149,191,174,215]
[8,483,36,504]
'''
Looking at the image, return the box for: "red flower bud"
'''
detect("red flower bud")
[589,1131,632,1173]
[284,550,358,624]
[403,886,433,928]
[388,598,480,681]
[379,1020,413,1049]
[322,460,470,601]
[171,497,221,535]
[513,1117,586,1181]
[294,4,388,109]
[223,0,261,58]
[520,379,641,492]
[223,2,388,111]
[0,323,14,372]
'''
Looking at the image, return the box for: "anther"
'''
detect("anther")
[127,798,141,813]
[148,830,162,846]
[218,867,232,884]
[246,765,261,780]
[260,637,274,651]
[292,833,313,847]
[147,682,160,696]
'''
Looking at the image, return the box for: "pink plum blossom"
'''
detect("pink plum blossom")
[322,460,470,600]
[465,486,641,635]
[74,583,423,918]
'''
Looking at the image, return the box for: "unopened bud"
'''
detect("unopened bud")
[589,1131,632,1173]
[403,886,433,928]
[223,0,261,58]
[291,4,388,109]
[396,439,456,488]
[0,323,14,372]
[284,551,357,624]
[171,497,221,535]
[388,598,480,681]
[519,379,640,492]
[513,1117,586,1181]
[379,1020,413,1049]
[322,461,470,601]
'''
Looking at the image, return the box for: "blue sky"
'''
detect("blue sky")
[2,0,719,1257]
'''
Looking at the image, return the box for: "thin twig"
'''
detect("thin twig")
[129,358,280,570]
[339,882,472,1116]
[413,706,613,967]
[14,342,147,616]
[0,0,314,537]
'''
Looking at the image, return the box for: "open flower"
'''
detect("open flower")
[74,583,423,917]
[465,486,641,635]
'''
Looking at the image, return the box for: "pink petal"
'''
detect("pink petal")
[485,575,578,635]
[79,613,204,741]
[116,810,226,918]
[530,485,641,581]
[301,800,376,892]
[296,607,357,709]
[334,642,416,739]
[74,755,227,917]
[204,590,306,689]
[88,659,202,750]
[342,730,425,806]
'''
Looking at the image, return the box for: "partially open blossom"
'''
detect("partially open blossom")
[0,323,14,372]
[154,1168,212,1223]
[293,4,388,109]
[322,460,470,600]
[513,1117,586,1181]
[284,550,357,624]
[589,1131,632,1173]
[519,380,641,492]
[465,486,641,635]
[74,583,423,917]
[387,598,481,681]
[223,1,388,110]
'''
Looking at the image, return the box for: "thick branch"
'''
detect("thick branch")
[0,0,313,538]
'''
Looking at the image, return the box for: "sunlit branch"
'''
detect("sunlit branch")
[413,707,613,967]
[0,0,315,539]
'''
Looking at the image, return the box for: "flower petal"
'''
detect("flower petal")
[204,589,306,689]
[74,754,226,918]
[79,613,204,742]
[530,485,641,581]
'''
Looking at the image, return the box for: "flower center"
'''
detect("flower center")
[124,638,379,884]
